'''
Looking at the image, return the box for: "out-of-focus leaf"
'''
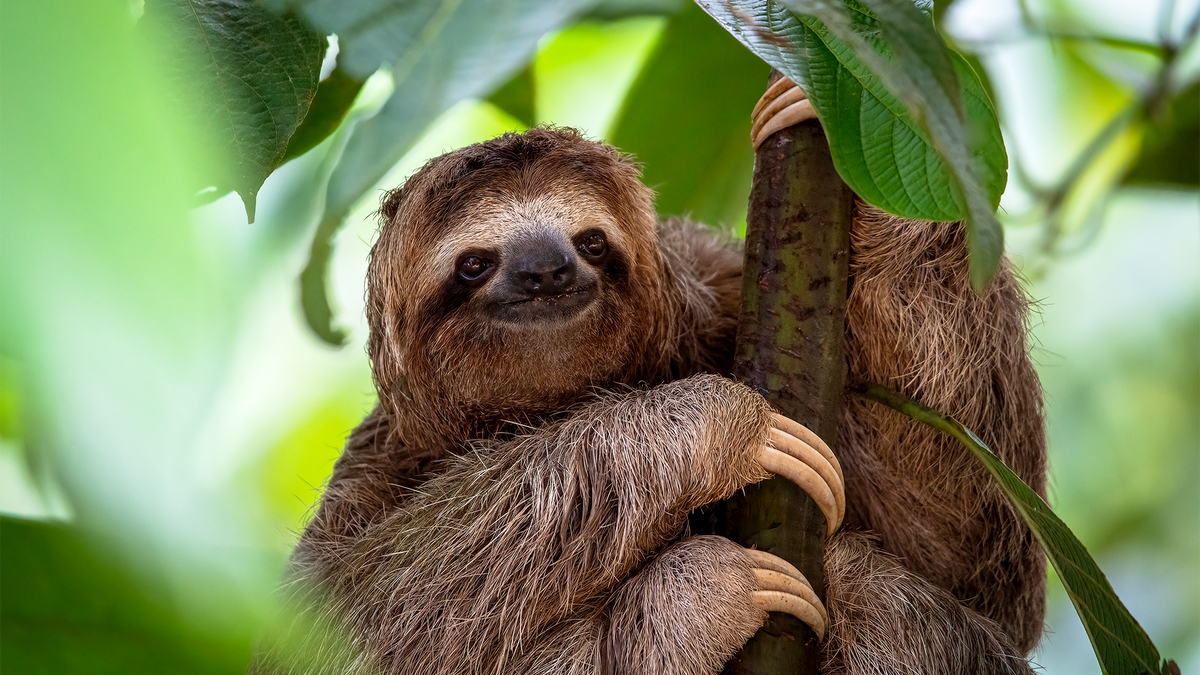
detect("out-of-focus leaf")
[489,66,537,128]
[282,66,367,164]
[857,383,1178,675]
[0,517,246,675]
[1125,82,1200,186]
[143,0,326,222]
[583,0,687,20]
[610,1,767,227]
[278,0,592,344]
[300,213,349,345]
[697,0,1007,290]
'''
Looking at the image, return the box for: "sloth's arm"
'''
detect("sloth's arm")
[278,375,838,671]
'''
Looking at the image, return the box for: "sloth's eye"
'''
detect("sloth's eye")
[458,255,491,282]
[579,232,608,259]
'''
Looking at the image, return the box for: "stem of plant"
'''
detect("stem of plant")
[705,70,855,675]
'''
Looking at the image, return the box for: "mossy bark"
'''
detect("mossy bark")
[711,72,855,674]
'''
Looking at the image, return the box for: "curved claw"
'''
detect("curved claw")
[751,77,819,150]
[744,548,829,640]
[751,76,797,120]
[770,413,843,486]
[757,416,845,538]
[758,445,840,538]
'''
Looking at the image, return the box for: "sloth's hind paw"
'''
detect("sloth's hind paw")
[745,546,830,640]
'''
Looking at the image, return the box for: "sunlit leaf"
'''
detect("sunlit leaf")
[857,383,1178,675]
[143,0,326,222]
[610,1,767,227]
[696,0,1006,290]
[1125,82,1200,187]
[0,356,21,442]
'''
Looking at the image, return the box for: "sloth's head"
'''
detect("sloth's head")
[368,128,672,420]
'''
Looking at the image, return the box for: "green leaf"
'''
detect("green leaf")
[143,0,326,222]
[856,383,1178,675]
[0,517,248,675]
[1125,82,1200,187]
[275,0,593,344]
[281,66,367,164]
[696,0,1007,290]
[610,2,768,227]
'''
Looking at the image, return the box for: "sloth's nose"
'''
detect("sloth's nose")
[510,237,576,296]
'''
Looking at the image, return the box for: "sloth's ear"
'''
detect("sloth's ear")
[379,185,406,224]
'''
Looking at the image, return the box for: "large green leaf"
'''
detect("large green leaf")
[696,0,1007,290]
[610,1,768,227]
[143,0,326,222]
[270,0,595,344]
[1125,82,1200,187]
[857,383,1178,675]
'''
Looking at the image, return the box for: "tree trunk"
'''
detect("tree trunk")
[710,71,855,674]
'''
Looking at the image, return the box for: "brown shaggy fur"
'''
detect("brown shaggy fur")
[251,128,1045,675]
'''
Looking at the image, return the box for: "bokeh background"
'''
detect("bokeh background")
[1,0,1196,672]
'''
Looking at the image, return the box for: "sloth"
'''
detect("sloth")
[253,116,1045,674]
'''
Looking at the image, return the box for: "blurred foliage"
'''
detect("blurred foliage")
[143,0,326,220]
[0,357,21,443]
[1,0,1197,673]
[253,388,375,551]
[1126,82,1200,185]
[2,517,254,675]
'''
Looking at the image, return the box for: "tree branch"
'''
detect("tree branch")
[707,71,855,675]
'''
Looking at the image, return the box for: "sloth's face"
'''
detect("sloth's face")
[398,188,654,409]
[369,130,663,413]
[437,194,629,329]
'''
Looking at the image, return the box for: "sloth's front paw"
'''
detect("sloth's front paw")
[756,413,845,538]
[751,76,817,150]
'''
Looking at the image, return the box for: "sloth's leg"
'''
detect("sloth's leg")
[823,532,1034,675]
[597,535,827,675]
[751,77,817,150]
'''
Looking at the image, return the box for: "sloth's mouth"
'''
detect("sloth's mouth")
[501,288,588,305]
[490,285,596,323]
